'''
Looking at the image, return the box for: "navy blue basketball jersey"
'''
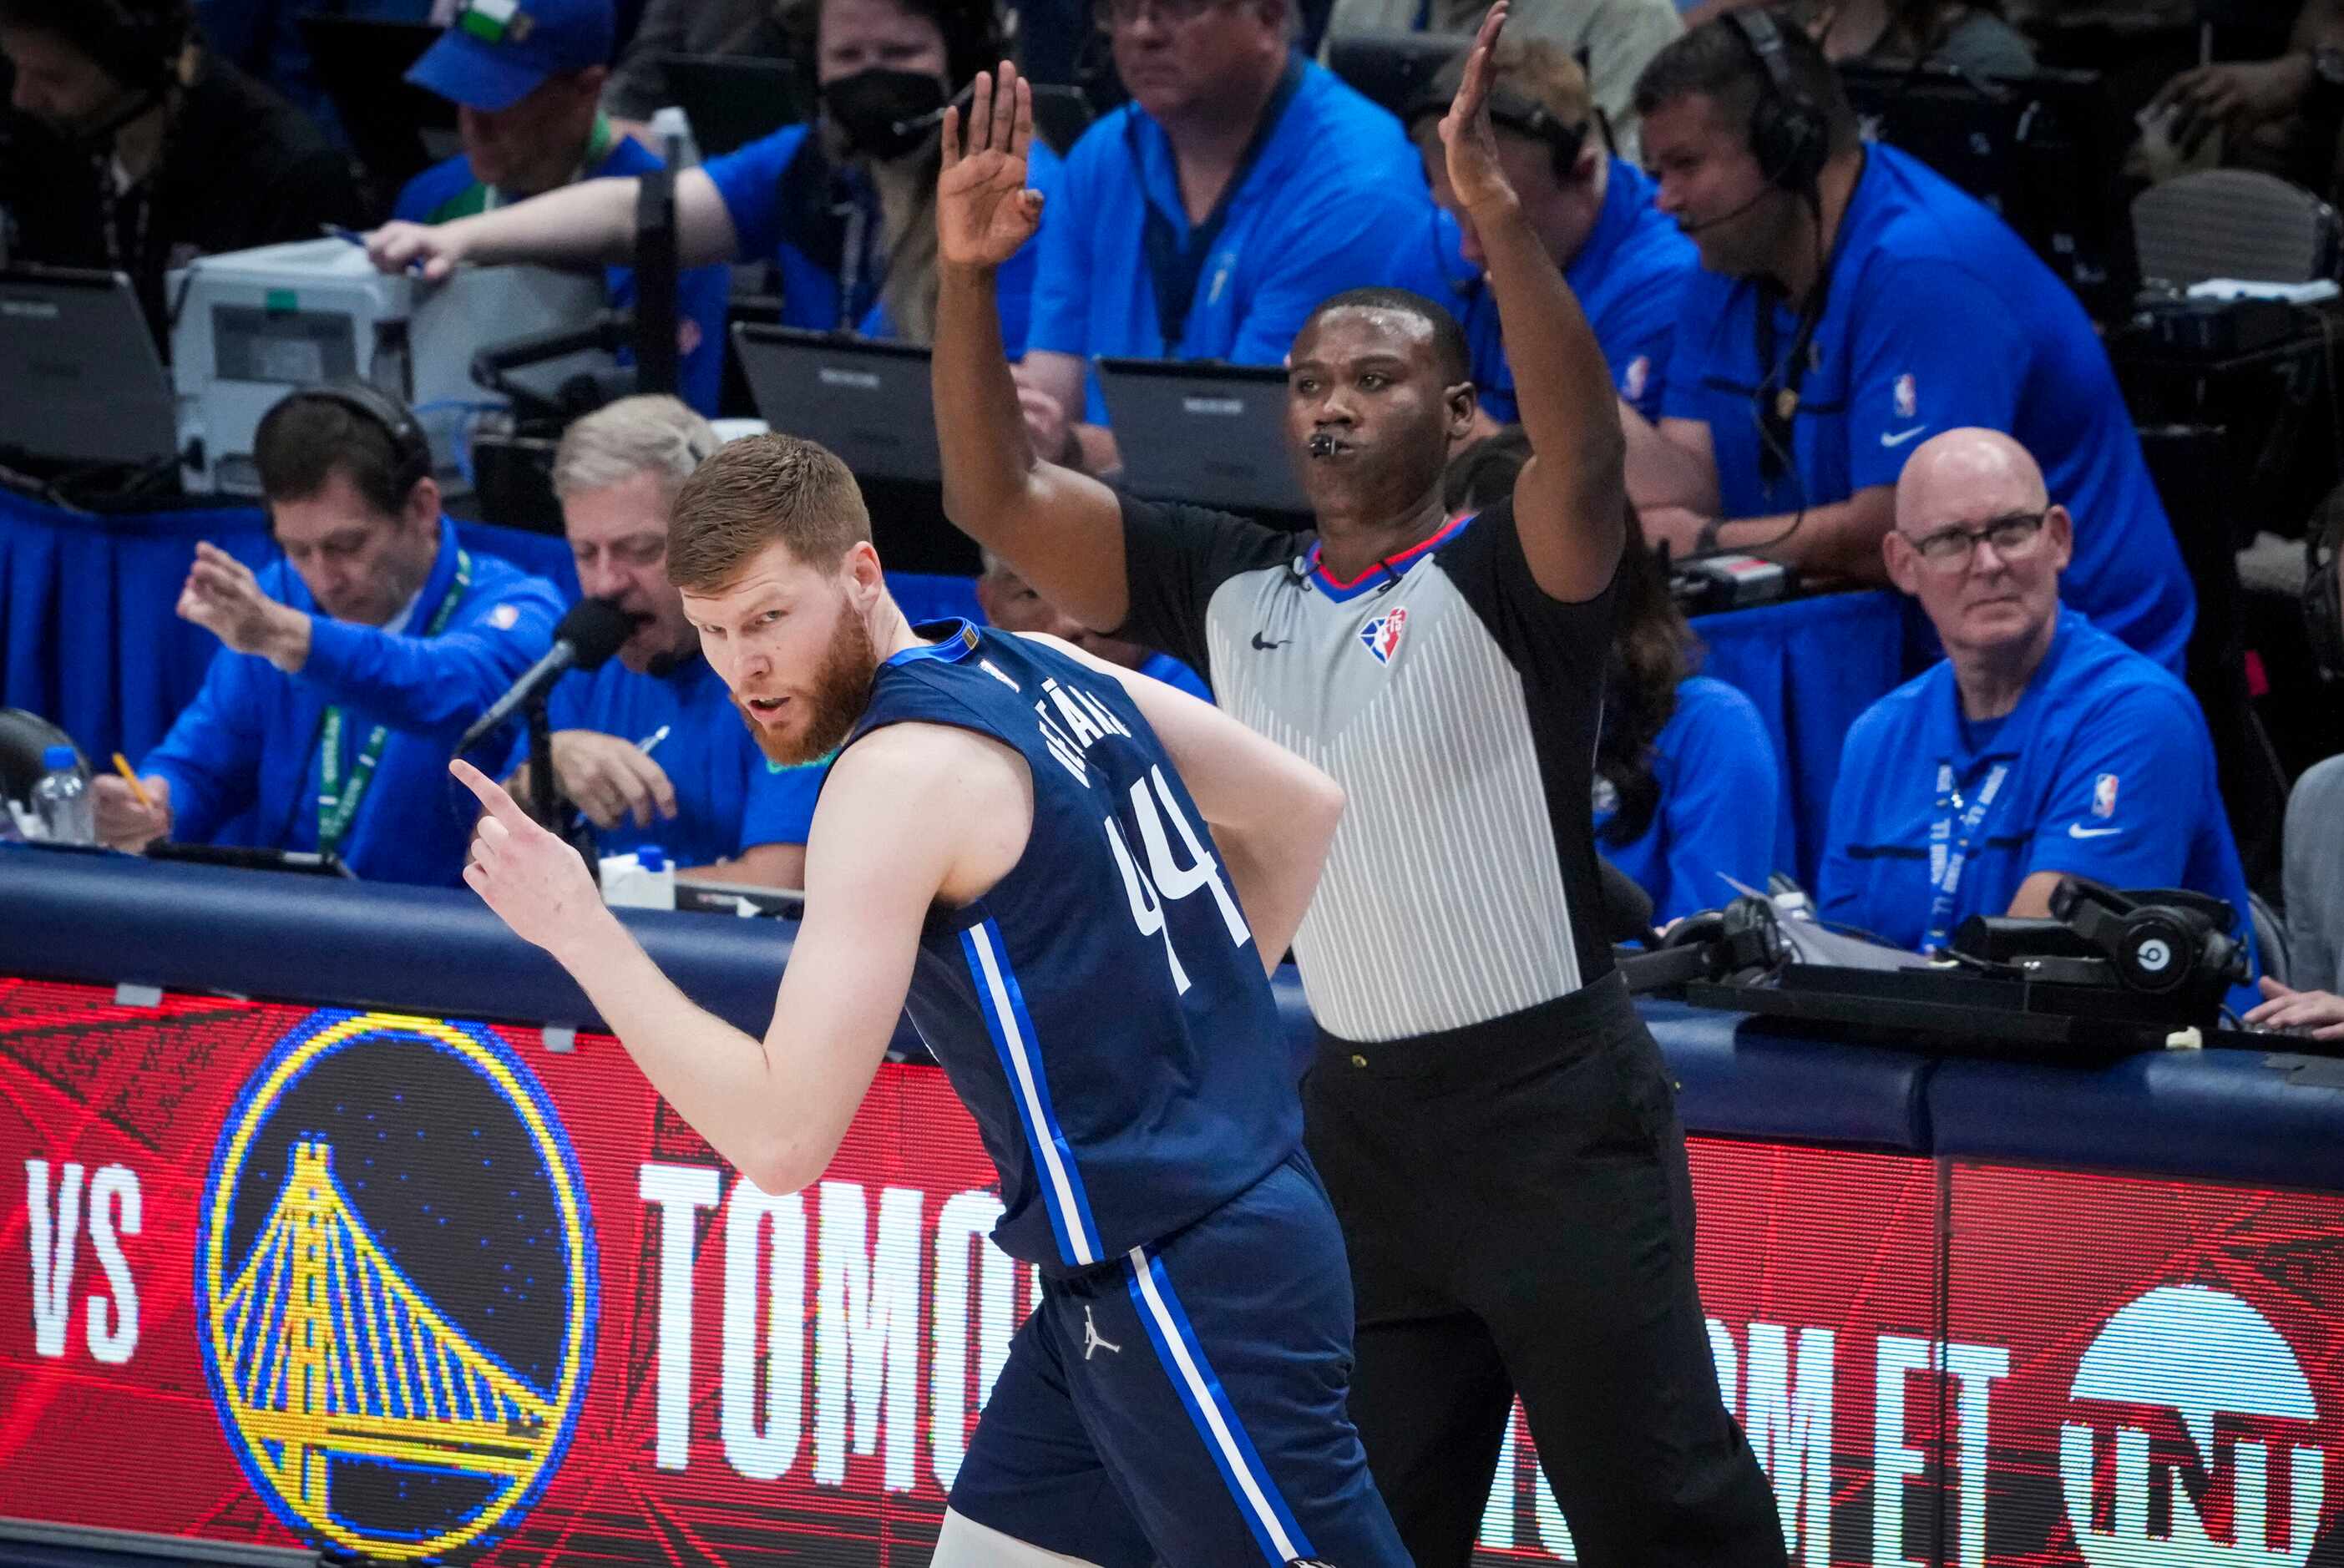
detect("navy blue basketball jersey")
[845,622,1303,1274]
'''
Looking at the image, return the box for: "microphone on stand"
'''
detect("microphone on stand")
[453,598,634,756]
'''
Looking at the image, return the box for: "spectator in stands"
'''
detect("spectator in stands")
[89,388,564,886]
[1618,11,2195,675]
[2250,529,2344,1037]
[1805,0,2036,76]
[0,0,361,348]
[510,396,823,887]
[1320,0,1681,152]
[1016,0,1432,476]
[1449,427,1779,922]
[386,0,732,414]
[974,548,1213,699]
[1817,428,2259,1014]
[1397,38,1697,437]
[368,0,1060,359]
[600,0,792,125]
[2145,0,2344,200]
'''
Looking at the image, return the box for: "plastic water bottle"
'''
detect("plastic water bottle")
[600,843,677,910]
[32,746,94,845]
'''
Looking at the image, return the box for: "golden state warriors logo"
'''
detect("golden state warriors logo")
[195,1011,595,1560]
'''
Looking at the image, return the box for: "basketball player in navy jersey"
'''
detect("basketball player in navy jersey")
[933,17,1785,1567]
[450,429,1410,1566]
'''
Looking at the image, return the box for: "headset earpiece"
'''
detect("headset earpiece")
[1724,8,1830,197]
[301,382,434,502]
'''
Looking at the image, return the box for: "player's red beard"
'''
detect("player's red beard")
[730,603,878,768]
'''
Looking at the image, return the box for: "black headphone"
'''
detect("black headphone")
[1405,83,1591,184]
[297,382,434,501]
[2049,877,2245,1000]
[2306,498,2344,681]
[1659,893,1787,975]
[1724,8,1830,197]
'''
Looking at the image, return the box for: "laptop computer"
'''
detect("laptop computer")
[658,54,813,158]
[1096,358,1311,517]
[0,266,177,468]
[732,323,942,484]
[299,16,458,190]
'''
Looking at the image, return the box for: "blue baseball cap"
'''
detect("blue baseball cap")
[405,0,615,113]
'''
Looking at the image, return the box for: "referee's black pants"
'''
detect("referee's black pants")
[1303,971,1788,1568]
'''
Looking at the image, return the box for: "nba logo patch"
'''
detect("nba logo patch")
[489,603,520,630]
[1623,355,1650,403]
[2092,771,2119,818]
[1893,373,1917,420]
[1359,607,1408,665]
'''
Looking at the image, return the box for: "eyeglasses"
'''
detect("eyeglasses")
[1091,0,1236,33]
[1901,509,2050,572]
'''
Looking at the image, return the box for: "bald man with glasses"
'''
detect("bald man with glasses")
[1815,427,2261,1016]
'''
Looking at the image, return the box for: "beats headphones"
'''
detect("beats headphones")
[2048,877,2245,1001]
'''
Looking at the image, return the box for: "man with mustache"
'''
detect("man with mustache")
[506,395,822,888]
[453,413,1414,1565]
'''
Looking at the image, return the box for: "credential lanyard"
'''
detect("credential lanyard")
[1922,756,2010,951]
[1135,57,1303,353]
[316,550,473,858]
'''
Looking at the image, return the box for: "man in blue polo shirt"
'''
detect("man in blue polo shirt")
[1018,0,1434,474]
[1396,35,1695,431]
[365,0,1058,357]
[1617,13,2195,676]
[387,0,732,414]
[509,397,823,886]
[90,388,564,885]
[1818,429,2257,1015]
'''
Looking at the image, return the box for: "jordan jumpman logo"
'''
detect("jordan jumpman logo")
[1083,1305,1121,1359]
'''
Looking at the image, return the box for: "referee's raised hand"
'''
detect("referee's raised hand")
[938,63,1044,271]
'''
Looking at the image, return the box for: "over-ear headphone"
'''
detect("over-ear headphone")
[1406,83,1591,185]
[1724,8,1830,197]
[2306,497,2344,680]
[2049,877,2245,1000]
[300,382,434,501]
[1659,893,1786,975]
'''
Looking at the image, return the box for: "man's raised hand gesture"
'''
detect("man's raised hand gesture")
[937,63,1043,271]
[452,757,610,961]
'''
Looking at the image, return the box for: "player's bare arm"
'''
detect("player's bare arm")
[449,730,1024,1194]
[1025,635,1344,973]
[933,63,1134,633]
[1444,2,1627,600]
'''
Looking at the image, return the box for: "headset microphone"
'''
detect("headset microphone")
[1676,184,1778,236]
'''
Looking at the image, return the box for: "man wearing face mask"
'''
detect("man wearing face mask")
[0,0,359,351]
[506,396,823,888]
[367,0,1061,353]
[386,0,734,414]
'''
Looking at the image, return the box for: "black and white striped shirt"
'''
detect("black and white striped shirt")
[1116,493,1618,1043]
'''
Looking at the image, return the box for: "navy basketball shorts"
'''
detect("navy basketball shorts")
[948,1152,1409,1567]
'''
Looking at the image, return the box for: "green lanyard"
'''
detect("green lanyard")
[316,551,472,858]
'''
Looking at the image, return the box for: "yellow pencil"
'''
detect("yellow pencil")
[110,752,154,810]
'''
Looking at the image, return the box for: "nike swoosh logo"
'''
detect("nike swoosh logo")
[2068,823,2121,839]
[1879,425,1931,448]
[1250,633,1289,650]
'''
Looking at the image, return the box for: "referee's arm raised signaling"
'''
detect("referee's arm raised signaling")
[929,63,1135,635]
[1437,2,1628,603]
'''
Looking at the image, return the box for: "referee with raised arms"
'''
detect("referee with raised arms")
[930,9,1786,1565]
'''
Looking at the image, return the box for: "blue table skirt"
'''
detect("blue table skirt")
[2,487,1907,884]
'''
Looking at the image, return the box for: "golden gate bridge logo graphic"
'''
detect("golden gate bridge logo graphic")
[197,1012,595,1561]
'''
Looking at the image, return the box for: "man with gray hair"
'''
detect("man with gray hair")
[505,393,822,887]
